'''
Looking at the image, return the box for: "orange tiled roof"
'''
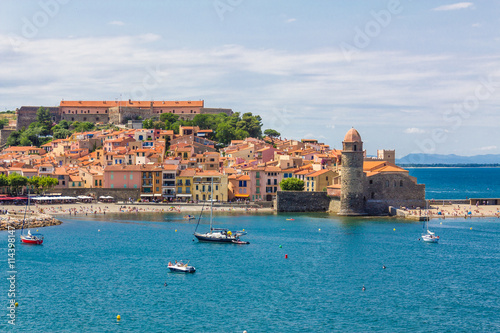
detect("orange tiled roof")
[60,100,203,108]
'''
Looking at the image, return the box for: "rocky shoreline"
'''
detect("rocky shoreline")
[0,213,62,231]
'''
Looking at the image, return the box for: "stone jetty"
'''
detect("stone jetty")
[0,213,62,231]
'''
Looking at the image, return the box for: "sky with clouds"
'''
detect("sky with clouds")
[1,0,499,157]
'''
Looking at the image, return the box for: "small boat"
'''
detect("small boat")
[422,230,439,243]
[21,229,44,245]
[232,238,250,245]
[286,218,295,221]
[421,206,439,243]
[168,261,196,273]
[194,177,248,243]
[183,215,195,220]
[20,190,44,245]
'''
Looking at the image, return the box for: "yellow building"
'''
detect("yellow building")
[192,171,228,202]
[304,169,335,192]
[176,168,195,202]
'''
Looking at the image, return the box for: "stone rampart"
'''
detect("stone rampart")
[276,191,331,212]
[0,129,15,146]
[47,188,141,202]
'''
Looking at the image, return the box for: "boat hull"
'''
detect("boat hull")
[422,235,439,243]
[20,236,43,245]
[168,266,196,273]
[194,233,236,243]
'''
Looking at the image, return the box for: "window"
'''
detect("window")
[385,180,389,188]
[196,185,199,191]
[215,185,218,191]
[274,179,277,185]
[130,174,133,180]
[134,184,137,188]
[400,180,403,187]
[156,187,159,192]
[256,172,260,179]
[99,180,102,186]
[111,184,114,188]
[256,188,260,194]
[186,180,191,186]
[267,179,271,185]
[62,181,65,185]
[274,187,277,193]
[256,179,260,186]
[124,175,126,180]
[369,180,373,185]
[124,184,127,188]
[371,192,375,199]
[202,185,206,192]
[178,187,182,194]
[186,187,190,194]
[95,180,98,186]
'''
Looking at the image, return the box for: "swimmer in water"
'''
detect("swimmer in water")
[362,285,366,291]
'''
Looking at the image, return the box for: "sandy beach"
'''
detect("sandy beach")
[1,202,274,217]
[406,203,500,219]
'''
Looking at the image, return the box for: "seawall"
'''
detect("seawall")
[276,191,330,212]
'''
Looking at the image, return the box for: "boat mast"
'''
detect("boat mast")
[210,176,214,231]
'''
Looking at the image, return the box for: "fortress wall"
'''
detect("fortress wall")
[60,113,107,123]
[0,129,15,146]
[276,191,331,212]
[47,188,141,202]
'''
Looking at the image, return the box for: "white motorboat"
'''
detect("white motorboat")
[168,261,196,273]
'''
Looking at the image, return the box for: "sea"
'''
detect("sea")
[1,168,499,332]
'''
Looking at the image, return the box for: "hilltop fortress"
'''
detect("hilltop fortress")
[15,100,233,130]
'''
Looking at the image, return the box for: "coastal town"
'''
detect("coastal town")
[0,99,429,215]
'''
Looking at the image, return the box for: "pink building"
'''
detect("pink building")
[244,166,284,202]
[103,165,142,189]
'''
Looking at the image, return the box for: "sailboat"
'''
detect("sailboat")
[20,189,44,245]
[193,177,248,244]
[421,201,439,243]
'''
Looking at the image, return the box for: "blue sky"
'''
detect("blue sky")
[1,0,499,157]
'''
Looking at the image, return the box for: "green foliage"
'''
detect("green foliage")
[0,174,8,188]
[72,121,95,133]
[264,129,280,139]
[280,178,305,191]
[53,128,72,139]
[159,113,180,124]
[6,130,22,146]
[36,107,52,126]
[28,176,58,194]
[7,173,28,195]
[0,118,8,129]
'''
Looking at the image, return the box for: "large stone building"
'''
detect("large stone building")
[15,100,234,129]
[337,128,426,215]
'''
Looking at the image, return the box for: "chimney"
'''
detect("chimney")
[128,99,132,104]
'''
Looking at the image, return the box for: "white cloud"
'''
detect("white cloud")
[404,128,426,134]
[285,18,296,23]
[471,23,481,28]
[433,2,474,11]
[108,20,125,26]
[479,145,497,151]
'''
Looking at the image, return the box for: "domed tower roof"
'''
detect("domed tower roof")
[343,128,362,143]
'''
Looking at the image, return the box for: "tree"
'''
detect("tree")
[280,178,305,191]
[264,129,280,142]
[72,121,95,133]
[7,173,28,195]
[6,130,22,146]
[142,119,154,129]
[0,118,8,129]
[160,113,180,124]
[53,128,72,139]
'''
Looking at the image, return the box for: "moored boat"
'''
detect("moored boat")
[168,261,196,273]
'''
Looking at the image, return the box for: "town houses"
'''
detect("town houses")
[0,116,423,208]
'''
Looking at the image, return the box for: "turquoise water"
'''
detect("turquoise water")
[408,167,500,199]
[1,212,499,332]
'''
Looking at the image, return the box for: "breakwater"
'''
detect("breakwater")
[0,213,62,230]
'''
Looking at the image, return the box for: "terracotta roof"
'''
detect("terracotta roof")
[307,169,333,177]
[60,100,203,108]
[343,128,362,143]
[179,169,196,177]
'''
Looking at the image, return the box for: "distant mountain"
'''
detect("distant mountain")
[397,154,500,165]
